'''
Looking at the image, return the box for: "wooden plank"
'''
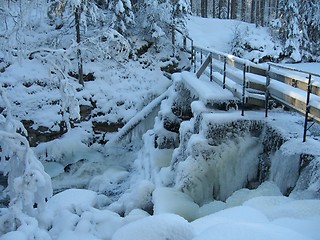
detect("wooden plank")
[310,105,320,121]
[270,94,320,124]
[269,87,307,111]
[247,81,266,92]
[269,72,306,88]
[246,96,265,107]
[196,54,212,78]
[249,66,267,77]
[226,58,244,71]
[269,72,320,96]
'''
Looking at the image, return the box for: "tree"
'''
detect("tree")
[48,0,104,85]
[173,0,191,28]
[279,0,302,62]
[110,0,135,35]
[134,0,173,43]
[218,0,228,19]
[230,0,238,19]
[0,0,49,64]
[201,0,208,17]
[300,0,320,60]
[212,0,217,18]
[241,0,246,21]
[0,86,52,236]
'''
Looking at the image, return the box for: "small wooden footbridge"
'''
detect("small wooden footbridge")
[172,27,320,142]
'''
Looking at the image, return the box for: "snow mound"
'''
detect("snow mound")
[193,221,312,240]
[226,181,282,207]
[112,213,193,240]
[153,187,199,221]
[244,196,320,220]
[192,206,269,235]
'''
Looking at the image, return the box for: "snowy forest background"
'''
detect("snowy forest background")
[0,0,320,239]
[192,0,320,62]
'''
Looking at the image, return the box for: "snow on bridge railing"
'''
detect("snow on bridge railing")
[266,63,320,142]
[172,29,320,142]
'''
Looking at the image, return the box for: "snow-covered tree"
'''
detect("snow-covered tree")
[300,0,320,61]
[47,0,105,85]
[0,0,48,63]
[278,0,302,62]
[0,86,52,236]
[219,0,228,19]
[134,0,173,43]
[173,0,191,29]
[110,0,135,35]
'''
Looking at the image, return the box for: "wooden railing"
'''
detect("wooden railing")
[173,28,320,142]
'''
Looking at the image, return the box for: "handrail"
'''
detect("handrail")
[268,62,320,78]
[171,25,194,53]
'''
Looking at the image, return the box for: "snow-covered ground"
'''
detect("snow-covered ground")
[1,16,320,240]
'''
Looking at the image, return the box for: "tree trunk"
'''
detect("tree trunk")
[251,0,256,23]
[201,0,208,17]
[212,0,216,17]
[241,0,246,21]
[75,6,84,86]
[260,0,266,26]
[230,0,237,19]
[275,0,279,18]
[256,0,260,26]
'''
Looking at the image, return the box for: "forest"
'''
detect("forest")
[192,0,320,62]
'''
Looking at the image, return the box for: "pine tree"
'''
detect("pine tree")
[300,0,320,60]
[173,0,191,29]
[134,0,173,42]
[230,0,238,19]
[219,0,228,19]
[110,0,135,35]
[279,0,302,62]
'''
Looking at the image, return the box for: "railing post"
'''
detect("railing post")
[183,36,186,50]
[223,56,227,89]
[191,40,194,68]
[171,25,175,57]
[265,64,271,118]
[242,63,247,116]
[194,48,197,73]
[171,25,175,46]
[200,49,203,64]
[210,53,213,82]
[303,74,312,142]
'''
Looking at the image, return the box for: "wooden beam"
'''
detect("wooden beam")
[196,54,212,78]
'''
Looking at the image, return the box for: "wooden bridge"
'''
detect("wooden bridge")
[172,27,320,142]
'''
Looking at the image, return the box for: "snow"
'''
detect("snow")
[2,12,320,240]
[153,187,199,221]
[112,213,193,240]
[181,71,237,105]
[187,17,239,52]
